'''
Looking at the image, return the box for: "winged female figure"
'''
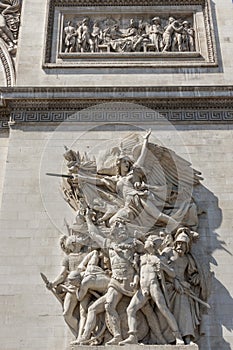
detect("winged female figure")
[63,130,202,234]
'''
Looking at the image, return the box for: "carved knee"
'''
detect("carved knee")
[105,302,112,313]
[127,305,136,317]
[63,310,73,322]
[80,308,87,318]
[63,309,71,317]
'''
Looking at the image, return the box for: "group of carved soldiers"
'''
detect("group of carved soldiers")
[44,217,207,346]
[43,130,209,346]
[63,16,195,53]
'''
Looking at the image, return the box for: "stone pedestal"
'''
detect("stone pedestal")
[70,345,198,350]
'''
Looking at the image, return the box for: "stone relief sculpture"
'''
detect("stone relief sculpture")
[42,130,211,346]
[62,15,195,54]
[0,0,21,55]
[0,0,21,85]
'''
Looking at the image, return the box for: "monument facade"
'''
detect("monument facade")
[0,0,233,350]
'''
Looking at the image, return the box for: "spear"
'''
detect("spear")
[46,172,73,179]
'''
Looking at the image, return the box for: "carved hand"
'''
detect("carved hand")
[189,273,200,286]
[134,181,141,190]
[85,208,93,221]
[143,129,151,140]
[46,281,54,290]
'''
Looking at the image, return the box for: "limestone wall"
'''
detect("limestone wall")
[0,113,232,350]
[15,0,233,87]
[0,133,9,209]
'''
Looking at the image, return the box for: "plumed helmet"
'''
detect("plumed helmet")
[175,231,190,244]
[174,227,191,251]
[152,17,161,23]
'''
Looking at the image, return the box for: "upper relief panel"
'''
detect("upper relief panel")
[44,0,217,69]
[0,0,21,86]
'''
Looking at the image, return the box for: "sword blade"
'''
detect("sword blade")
[46,172,73,179]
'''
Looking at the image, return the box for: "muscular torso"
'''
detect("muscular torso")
[140,254,159,289]
[109,247,135,281]
[62,252,86,272]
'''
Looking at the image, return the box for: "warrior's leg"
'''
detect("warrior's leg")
[141,199,178,231]
[78,294,91,339]
[63,292,78,337]
[150,283,184,345]
[105,287,123,345]
[119,289,148,345]
[77,277,90,301]
[78,295,106,343]
[162,36,170,52]
[141,301,166,344]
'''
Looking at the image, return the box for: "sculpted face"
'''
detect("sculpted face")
[144,236,162,252]
[175,241,187,256]
[120,158,131,175]
[66,236,81,253]
[144,237,154,250]
[111,221,127,241]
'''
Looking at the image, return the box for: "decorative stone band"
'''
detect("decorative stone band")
[0,38,16,87]
[69,344,199,349]
[7,109,233,126]
[1,87,233,130]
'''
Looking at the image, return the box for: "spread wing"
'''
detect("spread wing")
[96,133,142,175]
[133,142,203,192]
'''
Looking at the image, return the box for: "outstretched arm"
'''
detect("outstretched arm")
[78,250,99,271]
[73,173,116,192]
[134,129,151,169]
[160,260,176,278]
[73,173,105,186]
[85,210,110,249]
[46,266,68,289]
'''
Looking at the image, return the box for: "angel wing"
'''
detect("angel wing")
[120,133,142,158]
[96,133,142,175]
[133,142,202,190]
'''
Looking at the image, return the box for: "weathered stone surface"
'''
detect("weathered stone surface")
[0,119,233,350]
[70,346,198,350]
[14,0,233,86]
[0,0,233,348]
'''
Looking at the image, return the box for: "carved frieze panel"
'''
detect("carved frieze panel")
[44,0,217,68]
[0,0,22,86]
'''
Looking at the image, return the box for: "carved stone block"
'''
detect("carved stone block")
[41,128,211,347]
[44,0,217,69]
[70,346,198,350]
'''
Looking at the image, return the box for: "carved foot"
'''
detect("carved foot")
[73,334,94,346]
[106,335,122,346]
[176,337,185,345]
[173,331,185,345]
[119,334,138,345]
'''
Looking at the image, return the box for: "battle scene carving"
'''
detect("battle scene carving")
[42,130,211,347]
[0,0,21,85]
[0,0,21,56]
[62,15,195,54]
[44,0,217,67]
